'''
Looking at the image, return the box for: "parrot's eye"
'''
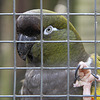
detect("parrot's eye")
[44,25,58,35]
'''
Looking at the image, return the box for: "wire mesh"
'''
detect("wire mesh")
[0,0,99,100]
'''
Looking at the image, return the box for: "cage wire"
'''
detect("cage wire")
[0,0,100,100]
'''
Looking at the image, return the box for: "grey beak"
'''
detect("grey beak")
[17,33,36,60]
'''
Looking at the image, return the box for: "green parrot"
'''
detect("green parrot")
[16,9,99,100]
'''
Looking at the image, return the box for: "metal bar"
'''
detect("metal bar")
[13,0,16,100]
[0,94,98,98]
[94,0,97,100]
[0,13,100,16]
[0,40,100,43]
[0,13,14,15]
[67,0,70,100]
[40,1,43,100]
[0,95,14,98]
[14,12,100,16]
[15,40,100,43]
[0,66,99,70]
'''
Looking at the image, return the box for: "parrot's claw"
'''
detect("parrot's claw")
[74,76,81,84]
[75,64,81,78]
[91,73,99,79]
[74,64,81,83]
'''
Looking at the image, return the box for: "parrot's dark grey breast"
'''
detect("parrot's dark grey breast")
[19,69,83,100]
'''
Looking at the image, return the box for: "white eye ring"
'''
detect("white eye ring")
[44,25,58,35]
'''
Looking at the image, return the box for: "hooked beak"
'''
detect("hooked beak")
[17,33,36,60]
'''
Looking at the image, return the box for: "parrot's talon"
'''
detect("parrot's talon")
[73,64,81,83]
[91,73,99,79]
[74,76,81,83]
[75,64,81,78]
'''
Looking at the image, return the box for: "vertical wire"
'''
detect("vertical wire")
[13,0,16,100]
[40,0,43,100]
[67,0,70,100]
[94,0,97,100]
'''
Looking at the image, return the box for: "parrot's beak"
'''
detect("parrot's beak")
[17,33,37,60]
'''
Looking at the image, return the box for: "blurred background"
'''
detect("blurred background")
[0,0,100,100]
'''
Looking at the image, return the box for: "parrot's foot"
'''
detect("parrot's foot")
[73,61,95,87]
[73,61,100,100]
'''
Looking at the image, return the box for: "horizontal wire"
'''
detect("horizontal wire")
[0,13,100,16]
[15,94,96,98]
[0,67,100,70]
[0,94,99,98]
[0,40,100,43]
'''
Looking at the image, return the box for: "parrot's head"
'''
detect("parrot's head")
[16,9,89,67]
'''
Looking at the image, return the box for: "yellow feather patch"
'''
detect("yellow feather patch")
[90,53,100,100]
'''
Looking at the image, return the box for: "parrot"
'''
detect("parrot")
[16,9,100,100]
